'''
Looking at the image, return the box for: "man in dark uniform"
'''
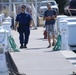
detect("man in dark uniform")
[14,5,33,49]
[43,3,57,48]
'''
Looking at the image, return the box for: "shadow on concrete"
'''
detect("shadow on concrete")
[44,50,59,53]
[72,50,76,53]
[36,38,47,41]
[66,57,76,60]
[26,47,47,50]
[70,73,76,75]
[66,57,76,65]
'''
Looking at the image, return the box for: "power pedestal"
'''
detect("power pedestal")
[0,27,9,75]
[59,20,69,50]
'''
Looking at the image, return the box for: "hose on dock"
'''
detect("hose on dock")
[53,34,61,51]
[8,36,20,52]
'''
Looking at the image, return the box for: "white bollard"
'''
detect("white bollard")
[2,22,11,51]
[59,20,69,50]
[0,27,9,51]
[0,27,9,75]
[5,16,12,26]
[0,14,2,26]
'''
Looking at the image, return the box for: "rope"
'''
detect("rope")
[5,51,26,75]
[8,36,20,52]
[53,34,61,51]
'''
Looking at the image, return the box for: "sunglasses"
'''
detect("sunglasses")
[22,7,26,9]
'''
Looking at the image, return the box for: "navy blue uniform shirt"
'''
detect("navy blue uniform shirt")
[16,12,32,27]
[44,9,56,25]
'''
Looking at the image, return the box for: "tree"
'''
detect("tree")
[55,0,66,14]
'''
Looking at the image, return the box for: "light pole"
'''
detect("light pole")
[9,0,12,16]
[35,0,37,28]
[1,0,3,13]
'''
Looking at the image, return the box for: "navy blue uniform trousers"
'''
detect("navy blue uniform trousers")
[18,26,30,46]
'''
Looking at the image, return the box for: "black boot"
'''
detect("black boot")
[20,44,24,49]
[24,44,27,48]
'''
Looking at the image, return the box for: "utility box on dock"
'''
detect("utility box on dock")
[59,20,69,50]
[57,15,67,33]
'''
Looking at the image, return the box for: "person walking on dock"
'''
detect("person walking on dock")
[43,3,57,48]
[14,5,33,49]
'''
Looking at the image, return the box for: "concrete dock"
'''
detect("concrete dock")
[11,27,76,75]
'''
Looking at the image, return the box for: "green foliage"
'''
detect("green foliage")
[55,0,66,14]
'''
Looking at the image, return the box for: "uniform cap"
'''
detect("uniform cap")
[21,5,26,8]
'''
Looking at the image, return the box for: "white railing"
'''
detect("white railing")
[31,3,37,28]
[68,9,76,16]
[13,3,16,26]
[0,13,5,26]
